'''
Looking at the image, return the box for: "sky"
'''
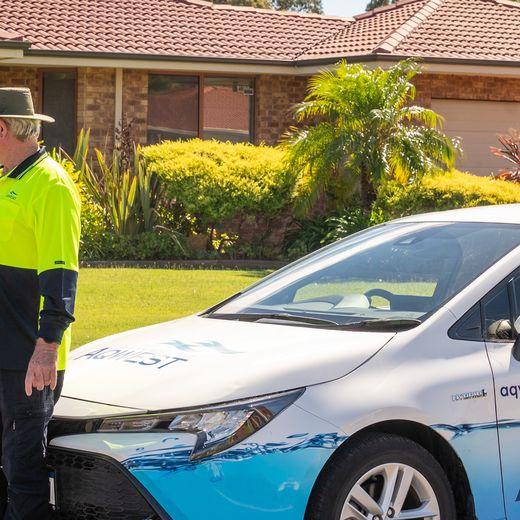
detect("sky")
[323,0,367,17]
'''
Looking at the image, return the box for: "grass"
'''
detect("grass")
[72,268,269,348]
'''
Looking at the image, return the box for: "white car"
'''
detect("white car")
[49,204,520,520]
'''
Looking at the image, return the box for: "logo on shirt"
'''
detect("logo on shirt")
[7,190,17,200]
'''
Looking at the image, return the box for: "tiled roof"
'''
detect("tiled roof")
[301,0,520,63]
[397,0,520,62]
[0,0,518,64]
[300,0,428,60]
[0,28,25,43]
[0,0,350,62]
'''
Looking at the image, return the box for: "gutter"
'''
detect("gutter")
[294,53,520,71]
[22,48,520,70]
[1,48,514,79]
[0,39,30,59]
[0,40,31,50]
[24,48,298,67]
[294,53,520,70]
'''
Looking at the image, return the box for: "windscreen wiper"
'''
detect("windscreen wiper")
[339,318,422,331]
[208,313,421,331]
[207,312,340,327]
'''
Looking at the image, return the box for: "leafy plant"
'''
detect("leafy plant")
[491,130,520,182]
[81,230,187,261]
[375,169,520,220]
[366,0,395,10]
[284,60,459,216]
[282,206,381,259]
[211,0,323,12]
[143,139,297,251]
[64,128,166,237]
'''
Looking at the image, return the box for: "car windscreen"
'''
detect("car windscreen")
[210,222,520,327]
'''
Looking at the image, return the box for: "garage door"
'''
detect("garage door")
[431,99,520,176]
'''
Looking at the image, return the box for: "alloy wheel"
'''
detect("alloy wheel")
[340,462,440,520]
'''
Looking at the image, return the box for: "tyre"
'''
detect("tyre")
[306,432,456,520]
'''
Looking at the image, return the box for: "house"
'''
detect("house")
[0,0,519,175]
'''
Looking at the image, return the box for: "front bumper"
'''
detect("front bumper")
[48,447,165,520]
[49,405,347,520]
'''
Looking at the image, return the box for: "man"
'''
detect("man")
[0,88,81,519]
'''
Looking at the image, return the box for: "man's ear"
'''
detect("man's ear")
[0,119,8,140]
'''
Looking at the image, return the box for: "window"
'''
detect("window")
[450,305,483,341]
[41,71,76,154]
[147,75,199,143]
[147,74,254,144]
[203,77,253,143]
[483,285,513,341]
[213,222,520,325]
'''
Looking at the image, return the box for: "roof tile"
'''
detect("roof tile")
[0,0,350,61]
[301,0,520,63]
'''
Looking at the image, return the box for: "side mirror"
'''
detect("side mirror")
[513,316,520,361]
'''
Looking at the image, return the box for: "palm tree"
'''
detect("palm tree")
[284,60,458,215]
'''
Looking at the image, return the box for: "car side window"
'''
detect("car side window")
[451,271,520,343]
[514,276,520,317]
[483,284,513,342]
[450,305,482,341]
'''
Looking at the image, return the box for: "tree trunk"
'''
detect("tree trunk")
[360,165,376,216]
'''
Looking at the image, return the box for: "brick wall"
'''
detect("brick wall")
[3,66,519,155]
[77,67,115,151]
[255,74,309,145]
[414,73,520,106]
[0,66,40,109]
[123,69,148,145]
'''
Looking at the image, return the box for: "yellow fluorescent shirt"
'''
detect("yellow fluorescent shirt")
[0,147,81,370]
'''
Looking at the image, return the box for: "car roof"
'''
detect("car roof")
[394,204,520,225]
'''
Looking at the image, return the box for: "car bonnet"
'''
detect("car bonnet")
[56,315,395,413]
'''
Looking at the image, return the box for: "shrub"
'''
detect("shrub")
[375,169,520,220]
[492,130,520,180]
[81,229,187,261]
[142,139,297,237]
[282,206,383,260]
[53,143,187,261]
[66,129,164,236]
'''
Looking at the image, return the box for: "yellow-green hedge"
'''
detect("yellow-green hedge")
[375,170,520,220]
[143,139,296,229]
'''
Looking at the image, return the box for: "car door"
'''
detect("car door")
[483,271,520,518]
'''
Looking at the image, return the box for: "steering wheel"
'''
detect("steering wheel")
[364,288,396,309]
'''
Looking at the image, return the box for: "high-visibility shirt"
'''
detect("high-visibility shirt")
[0,147,81,371]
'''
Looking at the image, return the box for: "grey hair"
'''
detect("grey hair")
[2,117,41,141]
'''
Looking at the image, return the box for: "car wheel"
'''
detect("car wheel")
[306,432,456,520]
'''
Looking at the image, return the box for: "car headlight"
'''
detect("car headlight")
[97,388,304,460]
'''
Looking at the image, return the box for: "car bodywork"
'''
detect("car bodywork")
[50,205,520,520]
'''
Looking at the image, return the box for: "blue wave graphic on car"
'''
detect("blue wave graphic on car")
[159,339,240,354]
[122,432,347,473]
[433,419,520,439]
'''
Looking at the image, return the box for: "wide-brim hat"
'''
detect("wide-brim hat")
[0,87,54,123]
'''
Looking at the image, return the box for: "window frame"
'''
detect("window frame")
[147,71,256,144]
[449,267,520,344]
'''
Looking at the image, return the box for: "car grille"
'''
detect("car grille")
[47,447,162,520]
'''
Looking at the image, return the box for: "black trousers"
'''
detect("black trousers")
[0,370,64,520]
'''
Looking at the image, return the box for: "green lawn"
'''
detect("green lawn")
[72,268,269,348]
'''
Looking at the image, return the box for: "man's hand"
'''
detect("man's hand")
[25,338,59,396]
